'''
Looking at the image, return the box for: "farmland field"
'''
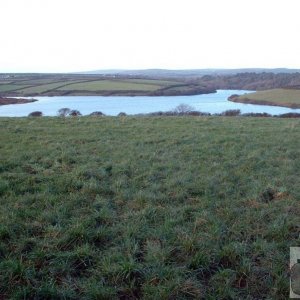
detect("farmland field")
[57,80,163,92]
[0,84,31,92]
[16,82,78,94]
[0,116,299,299]
[0,74,213,97]
[232,88,300,108]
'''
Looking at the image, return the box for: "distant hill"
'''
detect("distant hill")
[199,72,300,91]
[79,68,300,77]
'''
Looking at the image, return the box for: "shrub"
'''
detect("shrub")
[221,109,241,116]
[278,113,300,118]
[69,110,82,117]
[118,112,127,117]
[90,111,105,116]
[242,112,272,117]
[57,108,71,117]
[187,111,211,116]
[28,111,43,117]
[144,110,210,117]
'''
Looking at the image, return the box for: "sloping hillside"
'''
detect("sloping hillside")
[229,88,300,108]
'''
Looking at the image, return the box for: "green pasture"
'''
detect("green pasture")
[57,80,163,92]
[0,116,299,299]
[238,88,300,107]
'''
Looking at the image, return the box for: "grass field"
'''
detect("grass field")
[57,80,164,92]
[0,75,213,97]
[17,82,77,94]
[0,84,31,92]
[235,88,300,108]
[0,116,299,299]
[122,79,180,86]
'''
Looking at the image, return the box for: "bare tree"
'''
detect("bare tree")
[173,104,195,114]
[57,108,71,117]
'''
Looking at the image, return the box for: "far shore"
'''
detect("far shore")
[1,88,217,98]
[0,97,37,106]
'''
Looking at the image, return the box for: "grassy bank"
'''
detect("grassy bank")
[0,116,299,299]
[230,88,300,108]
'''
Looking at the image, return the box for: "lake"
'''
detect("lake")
[1,90,300,117]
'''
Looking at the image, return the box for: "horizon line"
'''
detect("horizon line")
[2,67,300,74]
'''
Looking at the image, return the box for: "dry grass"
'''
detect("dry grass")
[237,88,300,108]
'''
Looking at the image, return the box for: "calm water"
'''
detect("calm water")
[1,90,300,117]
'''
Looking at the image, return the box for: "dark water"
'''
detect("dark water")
[1,90,300,116]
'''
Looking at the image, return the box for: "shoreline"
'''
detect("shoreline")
[0,88,217,98]
[0,97,37,106]
[228,95,300,109]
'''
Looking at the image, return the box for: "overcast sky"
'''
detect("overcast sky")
[1,0,300,72]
